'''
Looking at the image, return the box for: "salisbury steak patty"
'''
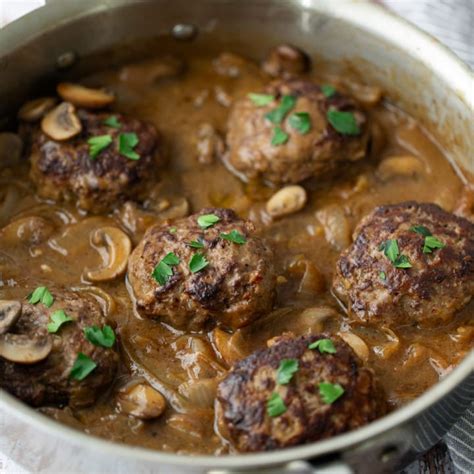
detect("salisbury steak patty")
[0,291,118,407]
[128,208,275,330]
[216,334,383,452]
[333,202,474,326]
[226,79,369,185]
[29,108,159,212]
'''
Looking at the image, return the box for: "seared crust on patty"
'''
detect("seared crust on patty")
[0,291,118,408]
[216,334,384,452]
[226,78,369,185]
[333,202,474,326]
[29,109,159,212]
[127,208,275,331]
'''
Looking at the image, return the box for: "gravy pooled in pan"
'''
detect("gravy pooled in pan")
[0,44,472,455]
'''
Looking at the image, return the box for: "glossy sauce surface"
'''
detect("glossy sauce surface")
[0,51,472,454]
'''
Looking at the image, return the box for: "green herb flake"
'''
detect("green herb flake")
[28,286,54,308]
[188,238,205,249]
[70,353,97,381]
[103,115,121,129]
[318,382,345,404]
[84,325,116,348]
[380,271,387,281]
[197,214,220,229]
[267,392,287,417]
[248,93,275,107]
[220,229,247,245]
[423,235,445,254]
[169,227,177,234]
[326,109,360,136]
[87,135,113,159]
[381,239,412,269]
[394,254,412,268]
[410,225,432,237]
[151,252,180,285]
[265,95,297,124]
[276,358,299,385]
[118,132,140,160]
[189,253,209,273]
[271,126,289,146]
[321,84,337,98]
[289,112,311,135]
[308,338,337,354]
[47,309,73,333]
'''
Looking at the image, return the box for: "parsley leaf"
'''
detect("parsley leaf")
[327,109,360,136]
[265,95,297,124]
[118,132,140,160]
[248,93,275,107]
[276,358,299,385]
[321,84,337,98]
[189,253,209,273]
[267,392,287,417]
[271,126,289,146]
[70,353,97,381]
[169,227,177,234]
[319,382,345,404]
[380,271,387,281]
[381,239,412,269]
[220,229,247,245]
[394,254,412,268]
[423,235,445,254]
[188,238,205,249]
[410,225,431,237]
[88,135,113,159]
[47,309,73,333]
[289,112,311,134]
[197,214,220,229]
[103,115,121,129]
[308,338,337,354]
[151,252,180,285]
[28,286,54,308]
[84,325,116,348]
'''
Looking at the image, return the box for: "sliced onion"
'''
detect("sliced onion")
[178,378,218,409]
[338,332,370,362]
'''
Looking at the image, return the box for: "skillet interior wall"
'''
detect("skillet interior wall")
[0,0,472,180]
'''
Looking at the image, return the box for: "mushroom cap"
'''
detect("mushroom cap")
[0,300,21,335]
[41,102,82,141]
[57,83,115,109]
[0,333,53,364]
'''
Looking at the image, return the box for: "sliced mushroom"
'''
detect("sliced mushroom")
[338,332,369,362]
[1,216,55,245]
[0,133,23,168]
[117,382,166,420]
[85,226,131,282]
[266,185,307,218]
[0,333,52,364]
[0,300,21,335]
[262,44,310,77]
[57,83,115,109]
[41,102,82,141]
[17,97,57,122]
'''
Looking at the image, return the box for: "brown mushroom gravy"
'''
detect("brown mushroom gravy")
[0,48,473,455]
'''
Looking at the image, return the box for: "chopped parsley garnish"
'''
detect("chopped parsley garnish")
[319,382,345,404]
[47,309,73,333]
[380,271,387,281]
[189,253,209,273]
[151,252,180,285]
[271,126,289,146]
[265,95,296,124]
[28,286,54,308]
[308,338,337,354]
[380,239,412,269]
[276,359,299,385]
[326,109,360,136]
[289,112,311,134]
[267,392,287,417]
[197,214,220,229]
[410,225,431,237]
[88,135,113,159]
[220,229,247,245]
[118,132,140,160]
[188,237,205,249]
[423,235,445,254]
[84,325,116,348]
[169,227,177,234]
[248,93,275,106]
[321,84,337,98]
[70,353,97,381]
[103,115,121,128]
